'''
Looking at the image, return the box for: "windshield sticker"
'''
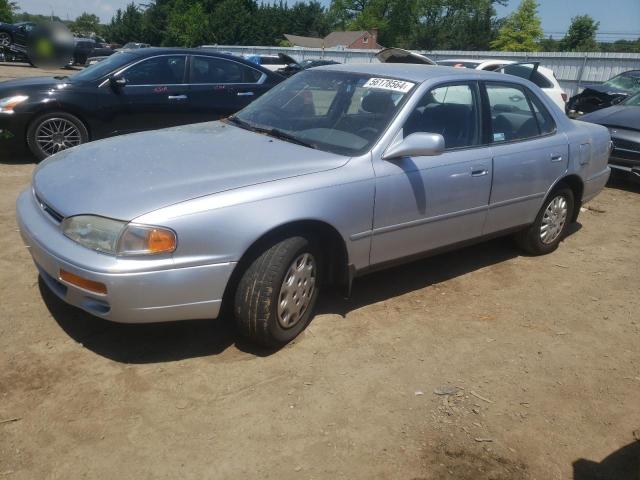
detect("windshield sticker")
[493,132,506,142]
[363,78,415,93]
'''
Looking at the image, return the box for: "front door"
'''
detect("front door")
[371,82,493,265]
[482,81,568,233]
[109,54,190,135]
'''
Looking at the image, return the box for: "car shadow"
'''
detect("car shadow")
[573,440,640,479]
[40,230,586,364]
[0,144,36,165]
[607,172,640,194]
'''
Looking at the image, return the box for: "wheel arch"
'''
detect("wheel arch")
[220,219,350,315]
[554,174,584,222]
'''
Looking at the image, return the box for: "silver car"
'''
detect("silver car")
[17,64,611,347]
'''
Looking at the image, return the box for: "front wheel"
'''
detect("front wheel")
[515,186,575,255]
[234,236,321,347]
[0,32,11,47]
[27,111,89,161]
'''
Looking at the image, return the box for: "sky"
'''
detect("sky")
[13,0,640,41]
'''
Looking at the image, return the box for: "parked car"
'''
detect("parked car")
[437,59,567,110]
[579,92,640,180]
[0,48,282,159]
[567,70,640,118]
[85,42,151,65]
[276,58,341,77]
[243,53,297,72]
[375,47,436,65]
[0,21,37,48]
[16,64,610,347]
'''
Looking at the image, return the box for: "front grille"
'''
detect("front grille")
[35,192,64,223]
[611,136,640,166]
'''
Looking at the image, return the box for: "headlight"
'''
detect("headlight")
[0,95,29,114]
[61,215,176,256]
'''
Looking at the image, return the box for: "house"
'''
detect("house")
[284,29,381,50]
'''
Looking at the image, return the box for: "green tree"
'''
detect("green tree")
[105,3,144,44]
[562,14,599,52]
[490,0,543,51]
[0,0,16,23]
[73,12,101,35]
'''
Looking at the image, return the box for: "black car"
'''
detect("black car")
[276,58,340,77]
[567,70,640,118]
[0,21,36,48]
[0,48,283,159]
[580,92,640,180]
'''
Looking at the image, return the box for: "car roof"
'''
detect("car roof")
[316,62,505,84]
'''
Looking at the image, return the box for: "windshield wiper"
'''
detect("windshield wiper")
[226,117,317,149]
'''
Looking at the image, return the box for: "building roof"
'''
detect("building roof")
[284,34,324,48]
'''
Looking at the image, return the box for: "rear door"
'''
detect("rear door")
[482,81,568,233]
[187,55,271,122]
[110,54,190,135]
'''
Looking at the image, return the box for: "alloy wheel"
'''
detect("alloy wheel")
[0,33,10,47]
[35,118,82,156]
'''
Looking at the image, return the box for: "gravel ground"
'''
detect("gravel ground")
[0,63,639,480]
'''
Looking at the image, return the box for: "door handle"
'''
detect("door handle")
[168,94,188,101]
[550,154,563,162]
[471,169,488,177]
[237,91,255,97]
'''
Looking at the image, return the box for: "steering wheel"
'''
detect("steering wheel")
[356,126,379,139]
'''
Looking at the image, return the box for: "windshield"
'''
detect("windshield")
[624,92,640,106]
[69,52,136,82]
[233,70,416,156]
[437,60,481,69]
[603,72,640,93]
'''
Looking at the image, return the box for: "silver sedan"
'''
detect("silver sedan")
[17,64,611,347]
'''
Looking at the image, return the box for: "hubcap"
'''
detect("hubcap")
[35,118,82,156]
[277,253,316,329]
[540,195,568,244]
[0,33,9,47]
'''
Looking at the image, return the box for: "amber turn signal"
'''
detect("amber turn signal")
[148,228,176,254]
[59,269,107,295]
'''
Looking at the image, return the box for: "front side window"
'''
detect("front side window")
[190,56,262,84]
[403,83,479,149]
[122,56,186,85]
[233,71,416,156]
[486,83,541,142]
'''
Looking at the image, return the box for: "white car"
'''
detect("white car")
[438,59,567,111]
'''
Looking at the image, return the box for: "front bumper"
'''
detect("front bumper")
[0,112,29,150]
[16,189,236,323]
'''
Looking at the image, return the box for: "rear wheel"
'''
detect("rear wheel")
[515,185,574,255]
[234,236,321,347]
[27,111,89,161]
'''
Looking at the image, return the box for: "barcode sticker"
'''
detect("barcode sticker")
[363,78,415,93]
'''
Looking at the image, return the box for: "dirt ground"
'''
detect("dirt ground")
[0,63,639,480]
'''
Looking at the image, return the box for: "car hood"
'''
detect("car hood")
[0,76,65,94]
[579,105,640,131]
[33,121,349,221]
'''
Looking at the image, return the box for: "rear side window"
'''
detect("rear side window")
[190,56,262,84]
[530,70,553,89]
[486,83,540,142]
[528,91,556,135]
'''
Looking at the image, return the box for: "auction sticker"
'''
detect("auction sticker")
[363,78,414,93]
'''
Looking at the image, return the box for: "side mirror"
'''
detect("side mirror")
[382,132,445,160]
[110,75,127,89]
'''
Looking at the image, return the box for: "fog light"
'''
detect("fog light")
[59,269,107,295]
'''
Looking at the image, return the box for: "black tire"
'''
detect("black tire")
[234,236,322,347]
[0,32,12,48]
[515,185,575,255]
[26,111,89,161]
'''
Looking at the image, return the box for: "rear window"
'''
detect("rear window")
[531,70,553,89]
